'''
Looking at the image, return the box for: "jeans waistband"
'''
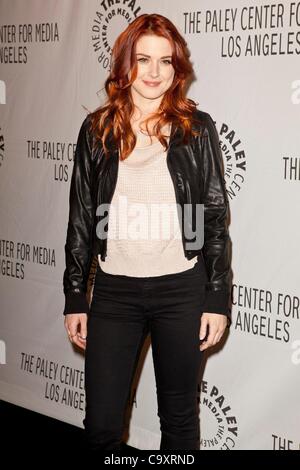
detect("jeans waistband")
[96,258,208,283]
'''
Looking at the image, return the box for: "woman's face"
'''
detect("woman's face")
[130,34,175,105]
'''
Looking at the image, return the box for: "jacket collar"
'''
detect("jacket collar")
[105,120,184,156]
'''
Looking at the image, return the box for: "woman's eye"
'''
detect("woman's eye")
[137,58,172,65]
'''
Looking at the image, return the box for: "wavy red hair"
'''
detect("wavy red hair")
[88,13,203,160]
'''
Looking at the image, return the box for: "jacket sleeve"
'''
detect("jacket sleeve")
[199,112,232,323]
[62,115,94,315]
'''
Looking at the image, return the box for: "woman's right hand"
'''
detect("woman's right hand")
[64,313,88,350]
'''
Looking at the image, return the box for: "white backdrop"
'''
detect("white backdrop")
[0,0,299,450]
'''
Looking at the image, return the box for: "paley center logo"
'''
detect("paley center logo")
[199,380,239,450]
[214,118,247,200]
[91,0,143,71]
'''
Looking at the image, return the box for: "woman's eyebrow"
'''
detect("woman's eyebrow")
[136,53,172,59]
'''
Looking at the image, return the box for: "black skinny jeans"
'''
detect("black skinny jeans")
[83,259,207,451]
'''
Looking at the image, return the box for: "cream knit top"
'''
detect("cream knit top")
[98,135,197,277]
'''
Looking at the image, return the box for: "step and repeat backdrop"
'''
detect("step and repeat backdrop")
[0,0,299,450]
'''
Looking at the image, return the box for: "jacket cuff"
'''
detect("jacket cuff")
[203,289,232,327]
[63,291,90,316]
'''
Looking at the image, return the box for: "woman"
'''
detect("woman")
[63,14,232,451]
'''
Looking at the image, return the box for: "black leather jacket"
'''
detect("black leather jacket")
[63,109,232,321]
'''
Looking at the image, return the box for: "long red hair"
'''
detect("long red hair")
[88,13,203,160]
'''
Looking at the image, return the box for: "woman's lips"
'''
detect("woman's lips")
[143,80,161,87]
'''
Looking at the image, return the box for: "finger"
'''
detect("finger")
[205,333,214,348]
[64,316,73,333]
[66,318,80,338]
[200,326,218,351]
[214,323,227,344]
[78,334,87,341]
[65,318,76,337]
[200,339,211,351]
[66,321,78,340]
[199,342,208,351]
[199,316,208,341]
[69,334,86,351]
[65,323,70,335]
[68,329,77,338]
[68,332,77,341]
[78,318,88,342]
[212,331,223,346]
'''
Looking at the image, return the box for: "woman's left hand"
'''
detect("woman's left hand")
[199,312,228,351]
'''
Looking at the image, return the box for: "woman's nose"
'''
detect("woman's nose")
[149,61,160,77]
